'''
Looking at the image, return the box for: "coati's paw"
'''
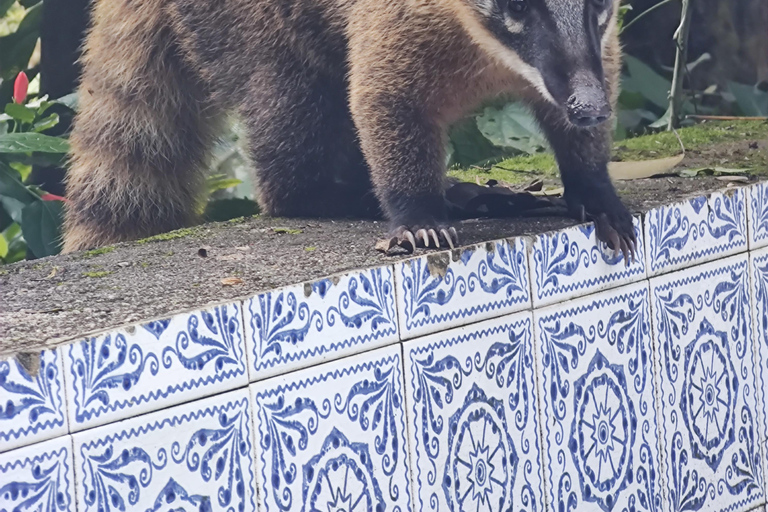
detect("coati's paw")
[380,224,459,253]
[568,194,637,265]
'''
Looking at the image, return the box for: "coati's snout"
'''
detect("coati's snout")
[565,81,611,127]
[467,0,617,126]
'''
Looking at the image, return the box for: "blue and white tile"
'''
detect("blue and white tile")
[0,349,68,453]
[251,344,411,512]
[750,247,768,499]
[0,434,75,511]
[244,267,399,382]
[645,188,748,277]
[747,182,768,250]
[534,281,662,512]
[64,302,247,432]
[404,312,544,512]
[530,216,646,308]
[73,388,255,512]
[395,238,531,340]
[651,255,764,512]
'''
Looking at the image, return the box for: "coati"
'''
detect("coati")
[63,0,636,257]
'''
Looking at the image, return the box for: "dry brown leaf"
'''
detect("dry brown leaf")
[716,175,750,183]
[221,277,244,286]
[608,153,685,181]
[46,267,59,279]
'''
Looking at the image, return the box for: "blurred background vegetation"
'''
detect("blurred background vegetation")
[1,0,767,263]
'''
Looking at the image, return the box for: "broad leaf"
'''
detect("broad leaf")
[0,132,70,153]
[21,199,63,258]
[5,103,35,124]
[0,232,7,258]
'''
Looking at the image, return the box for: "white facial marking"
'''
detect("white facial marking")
[598,10,609,26]
[504,17,524,33]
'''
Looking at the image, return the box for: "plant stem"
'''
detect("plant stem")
[668,0,694,130]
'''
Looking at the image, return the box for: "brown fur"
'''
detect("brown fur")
[63,0,624,252]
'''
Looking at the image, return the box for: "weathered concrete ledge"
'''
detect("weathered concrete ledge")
[0,176,749,354]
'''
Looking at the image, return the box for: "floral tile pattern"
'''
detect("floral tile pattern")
[750,247,768,497]
[0,349,67,453]
[530,216,646,308]
[244,267,399,382]
[0,434,74,512]
[395,238,530,340]
[251,344,411,512]
[748,183,768,250]
[534,281,662,512]
[645,189,748,277]
[73,388,255,512]
[403,312,544,512]
[651,255,764,512]
[64,303,247,431]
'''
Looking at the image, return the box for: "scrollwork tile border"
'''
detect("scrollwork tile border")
[0,434,75,511]
[748,183,768,250]
[644,189,748,277]
[244,267,399,382]
[0,348,68,453]
[64,302,248,431]
[530,216,646,308]
[750,247,768,502]
[72,388,256,512]
[395,238,531,340]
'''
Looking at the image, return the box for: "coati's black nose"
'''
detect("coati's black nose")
[566,89,611,127]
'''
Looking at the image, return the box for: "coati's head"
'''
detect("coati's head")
[461,0,617,127]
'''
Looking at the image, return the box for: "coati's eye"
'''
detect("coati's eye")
[591,0,608,9]
[506,0,528,14]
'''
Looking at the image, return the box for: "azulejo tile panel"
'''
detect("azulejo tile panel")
[645,189,748,277]
[530,216,646,308]
[651,254,765,512]
[0,434,75,511]
[395,238,531,340]
[0,349,67,453]
[750,247,768,496]
[747,182,768,250]
[244,267,399,382]
[73,388,255,512]
[403,312,544,512]
[64,302,247,432]
[534,281,662,512]
[251,344,412,512]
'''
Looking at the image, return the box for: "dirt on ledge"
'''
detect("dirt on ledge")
[0,176,758,356]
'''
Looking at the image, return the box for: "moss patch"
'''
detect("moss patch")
[82,246,116,258]
[136,228,200,244]
[82,271,113,278]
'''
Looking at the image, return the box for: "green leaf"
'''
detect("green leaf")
[0,133,70,153]
[21,199,63,258]
[621,55,672,110]
[206,174,243,194]
[475,102,548,155]
[448,117,507,167]
[4,102,35,124]
[728,82,768,117]
[0,232,7,259]
[2,222,26,263]
[33,113,60,132]
[0,0,16,18]
[203,197,260,222]
[0,162,36,205]
[53,93,78,111]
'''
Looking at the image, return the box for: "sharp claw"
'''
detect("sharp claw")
[429,229,440,248]
[449,227,459,245]
[416,229,429,248]
[619,237,630,266]
[609,229,621,253]
[441,229,455,249]
[400,231,416,252]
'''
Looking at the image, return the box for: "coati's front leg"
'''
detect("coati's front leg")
[534,104,637,260]
[350,93,459,250]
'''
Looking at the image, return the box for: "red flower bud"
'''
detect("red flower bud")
[41,193,67,202]
[13,72,29,104]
